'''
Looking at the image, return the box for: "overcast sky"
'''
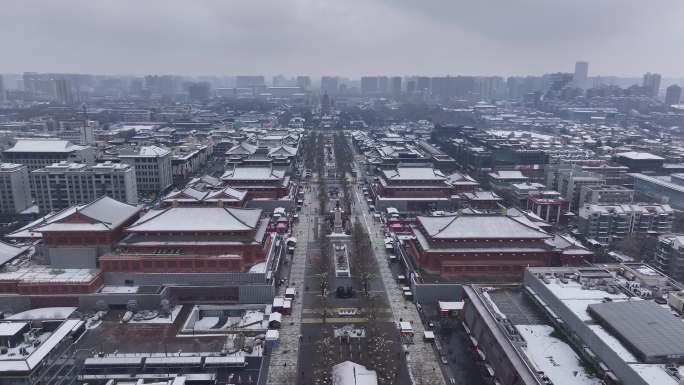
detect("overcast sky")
[1,0,682,77]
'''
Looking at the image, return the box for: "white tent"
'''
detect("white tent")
[332,361,378,385]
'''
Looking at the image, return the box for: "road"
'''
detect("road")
[349,152,446,385]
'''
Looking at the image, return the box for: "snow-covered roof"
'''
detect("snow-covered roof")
[0,321,28,336]
[381,167,445,181]
[138,145,170,157]
[488,170,528,180]
[0,241,28,266]
[268,145,297,157]
[0,319,83,373]
[4,139,86,153]
[516,325,602,385]
[616,151,664,161]
[226,142,258,155]
[418,215,550,240]
[126,207,261,232]
[221,166,285,181]
[33,196,141,233]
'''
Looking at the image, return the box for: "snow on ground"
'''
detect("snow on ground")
[516,324,602,385]
[194,316,219,330]
[8,307,77,320]
[129,305,182,324]
[249,262,267,273]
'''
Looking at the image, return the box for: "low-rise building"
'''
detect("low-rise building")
[26,196,142,269]
[220,165,289,199]
[2,138,94,171]
[371,165,453,212]
[0,317,85,385]
[407,214,558,280]
[527,190,570,224]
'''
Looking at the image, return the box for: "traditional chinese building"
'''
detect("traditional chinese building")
[100,206,271,273]
[408,214,558,280]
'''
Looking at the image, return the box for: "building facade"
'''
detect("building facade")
[119,145,173,197]
[31,161,138,212]
[0,163,31,215]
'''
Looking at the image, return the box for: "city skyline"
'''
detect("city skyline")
[1,0,683,77]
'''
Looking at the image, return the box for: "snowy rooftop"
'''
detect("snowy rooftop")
[0,319,82,373]
[0,241,29,267]
[33,196,141,233]
[381,167,446,181]
[417,214,550,240]
[221,166,285,181]
[126,207,261,232]
[4,139,87,153]
[516,325,602,385]
[616,151,664,161]
[0,266,99,283]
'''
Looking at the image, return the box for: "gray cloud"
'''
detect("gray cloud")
[0,0,682,77]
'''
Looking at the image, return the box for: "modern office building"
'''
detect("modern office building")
[666,84,682,106]
[0,163,31,215]
[3,139,95,171]
[119,145,172,197]
[31,161,138,212]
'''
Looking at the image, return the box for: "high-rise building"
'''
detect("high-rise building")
[573,61,589,88]
[296,76,311,90]
[416,77,431,93]
[378,76,389,95]
[235,76,265,88]
[187,82,210,101]
[31,161,138,212]
[320,76,339,95]
[361,76,379,95]
[55,78,74,105]
[0,75,5,103]
[665,84,682,106]
[643,72,662,98]
[390,76,402,97]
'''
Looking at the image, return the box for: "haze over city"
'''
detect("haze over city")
[3,2,684,385]
[2,0,684,76]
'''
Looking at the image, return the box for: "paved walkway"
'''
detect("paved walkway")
[352,155,446,385]
[266,183,316,385]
